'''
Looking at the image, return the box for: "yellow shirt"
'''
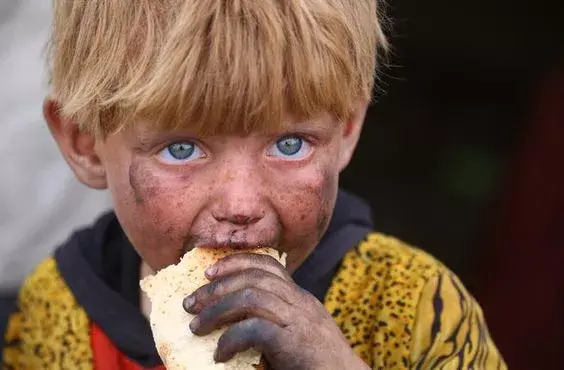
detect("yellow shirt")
[3,233,506,369]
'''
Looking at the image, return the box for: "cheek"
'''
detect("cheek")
[107,158,204,268]
[316,168,338,233]
[274,164,339,241]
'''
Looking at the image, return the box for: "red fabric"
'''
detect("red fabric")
[476,67,564,369]
[91,323,165,370]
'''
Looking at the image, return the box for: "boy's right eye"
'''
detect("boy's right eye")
[157,142,205,164]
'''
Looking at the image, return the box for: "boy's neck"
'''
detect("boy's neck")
[139,261,154,320]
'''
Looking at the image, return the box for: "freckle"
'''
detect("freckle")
[300,213,306,221]
[146,186,158,198]
[180,173,194,185]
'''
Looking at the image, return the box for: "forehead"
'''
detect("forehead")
[125,113,342,142]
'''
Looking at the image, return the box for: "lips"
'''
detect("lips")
[185,229,281,251]
[195,242,269,251]
[183,237,277,253]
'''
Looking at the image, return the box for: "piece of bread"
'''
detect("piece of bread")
[140,247,286,370]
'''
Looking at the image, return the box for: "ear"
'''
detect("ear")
[43,99,108,189]
[338,102,369,172]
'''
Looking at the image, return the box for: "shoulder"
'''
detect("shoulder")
[325,232,506,369]
[19,257,75,304]
[19,257,88,328]
[326,232,442,319]
[3,257,92,369]
[346,232,442,283]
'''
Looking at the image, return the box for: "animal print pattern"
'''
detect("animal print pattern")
[3,234,505,369]
[2,258,92,369]
[325,233,506,369]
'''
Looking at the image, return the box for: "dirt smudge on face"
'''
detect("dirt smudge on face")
[128,158,158,206]
[316,167,338,238]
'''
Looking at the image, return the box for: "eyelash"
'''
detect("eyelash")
[266,134,313,161]
[154,133,316,165]
[155,140,207,164]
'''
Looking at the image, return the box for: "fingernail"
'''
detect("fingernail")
[183,296,195,311]
[189,317,200,332]
[205,265,217,277]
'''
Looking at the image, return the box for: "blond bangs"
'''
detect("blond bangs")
[49,0,388,136]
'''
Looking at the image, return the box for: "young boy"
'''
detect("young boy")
[3,1,505,369]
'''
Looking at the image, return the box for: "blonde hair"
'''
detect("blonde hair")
[49,0,388,136]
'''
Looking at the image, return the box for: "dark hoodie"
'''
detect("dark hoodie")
[53,190,373,368]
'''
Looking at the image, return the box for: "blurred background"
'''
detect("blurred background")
[1,0,564,368]
[341,0,564,367]
[0,0,112,358]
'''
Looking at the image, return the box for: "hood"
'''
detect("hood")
[292,190,374,300]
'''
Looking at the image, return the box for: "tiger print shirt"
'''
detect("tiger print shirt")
[3,232,505,369]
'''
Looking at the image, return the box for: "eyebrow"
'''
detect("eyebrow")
[127,126,192,151]
[283,115,340,132]
[130,114,339,146]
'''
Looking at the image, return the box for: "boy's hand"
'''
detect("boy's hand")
[183,253,369,370]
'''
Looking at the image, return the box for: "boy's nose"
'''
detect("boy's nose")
[210,169,266,227]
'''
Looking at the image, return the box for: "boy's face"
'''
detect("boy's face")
[46,105,366,272]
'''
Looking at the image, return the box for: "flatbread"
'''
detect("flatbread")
[140,247,286,370]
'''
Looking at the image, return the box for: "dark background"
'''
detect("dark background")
[341,1,564,366]
[342,0,564,288]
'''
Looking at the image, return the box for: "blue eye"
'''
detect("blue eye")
[157,142,205,163]
[267,135,311,160]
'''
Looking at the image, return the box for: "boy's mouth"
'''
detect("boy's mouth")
[184,240,277,254]
[192,242,272,251]
[182,229,282,254]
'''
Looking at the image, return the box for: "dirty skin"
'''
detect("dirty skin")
[128,158,159,206]
[127,153,337,272]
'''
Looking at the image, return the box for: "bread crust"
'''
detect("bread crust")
[141,247,285,369]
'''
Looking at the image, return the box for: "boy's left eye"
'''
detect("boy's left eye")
[157,141,205,164]
[267,135,311,160]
